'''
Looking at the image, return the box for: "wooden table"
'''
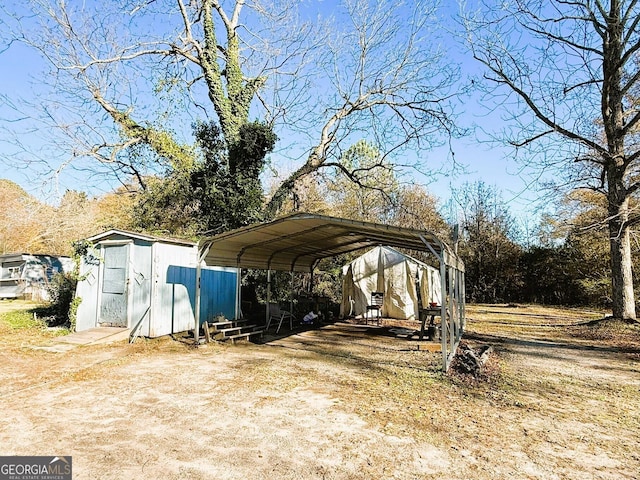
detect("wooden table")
[419,307,441,341]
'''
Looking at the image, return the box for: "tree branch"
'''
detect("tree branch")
[475,52,608,157]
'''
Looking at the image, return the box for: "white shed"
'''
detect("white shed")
[75,230,238,338]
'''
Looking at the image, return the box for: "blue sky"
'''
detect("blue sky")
[0,0,542,224]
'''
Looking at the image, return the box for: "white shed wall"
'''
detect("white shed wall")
[148,242,198,337]
[129,241,153,337]
[75,249,101,332]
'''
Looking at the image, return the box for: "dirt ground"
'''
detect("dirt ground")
[1,302,639,479]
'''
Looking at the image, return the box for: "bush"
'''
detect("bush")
[46,272,78,327]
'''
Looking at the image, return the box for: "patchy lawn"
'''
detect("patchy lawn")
[0,303,638,479]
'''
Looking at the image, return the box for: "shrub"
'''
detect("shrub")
[46,272,78,327]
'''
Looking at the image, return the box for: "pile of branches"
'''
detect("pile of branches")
[450,342,494,377]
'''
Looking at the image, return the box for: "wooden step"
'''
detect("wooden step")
[201,320,263,343]
[208,319,253,330]
[224,330,264,344]
[215,324,258,335]
[216,326,243,335]
[208,320,233,329]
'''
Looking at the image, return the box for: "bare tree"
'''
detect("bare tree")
[2,0,313,189]
[464,0,640,321]
[454,181,523,303]
[0,179,57,254]
[265,0,461,214]
[2,0,460,216]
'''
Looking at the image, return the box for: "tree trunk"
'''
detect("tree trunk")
[602,2,635,322]
[608,185,636,321]
[608,226,635,321]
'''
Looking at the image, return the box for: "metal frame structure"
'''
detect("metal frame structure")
[195,213,465,371]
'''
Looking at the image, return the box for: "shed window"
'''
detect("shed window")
[8,266,20,278]
[102,245,129,294]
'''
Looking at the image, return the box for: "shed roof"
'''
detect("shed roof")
[199,213,464,273]
[85,229,196,247]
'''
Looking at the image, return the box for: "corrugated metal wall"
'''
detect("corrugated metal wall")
[199,267,237,321]
[162,263,238,332]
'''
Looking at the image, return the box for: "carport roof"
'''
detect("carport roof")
[198,213,464,273]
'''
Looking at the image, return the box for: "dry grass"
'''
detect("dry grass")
[1,302,639,479]
[0,300,70,351]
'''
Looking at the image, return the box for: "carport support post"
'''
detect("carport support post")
[195,259,202,344]
[195,241,212,345]
[290,271,294,316]
[235,266,241,319]
[420,235,449,372]
[266,270,272,326]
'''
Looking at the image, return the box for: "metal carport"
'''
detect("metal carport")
[195,213,465,371]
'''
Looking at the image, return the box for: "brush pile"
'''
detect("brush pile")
[452,342,494,376]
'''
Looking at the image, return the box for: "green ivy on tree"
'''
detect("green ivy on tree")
[134,121,277,237]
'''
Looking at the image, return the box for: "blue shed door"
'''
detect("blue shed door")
[99,244,129,327]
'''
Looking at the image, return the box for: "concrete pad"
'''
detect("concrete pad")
[32,343,78,353]
[59,327,131,345]
[34,327,130,353]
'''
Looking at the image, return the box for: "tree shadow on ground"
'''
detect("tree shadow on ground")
[464,331,640,356]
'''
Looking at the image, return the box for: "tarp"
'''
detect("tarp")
[340,246,441,320]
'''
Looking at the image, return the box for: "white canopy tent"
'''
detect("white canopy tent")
[341,246,441,320]
[196,213,465,371]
